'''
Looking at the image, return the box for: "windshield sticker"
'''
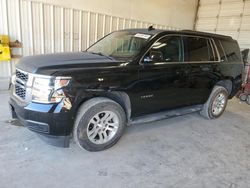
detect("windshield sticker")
[134,33,151,39]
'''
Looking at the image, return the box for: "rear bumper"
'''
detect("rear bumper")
[9,97,73,147]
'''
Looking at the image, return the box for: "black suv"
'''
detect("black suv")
[9,28,243,151]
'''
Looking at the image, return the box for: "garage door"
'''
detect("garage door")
[195,0,250,51]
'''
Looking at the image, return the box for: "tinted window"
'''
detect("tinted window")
[220,40,241,62]
[184,37,214,62]
[87,31,151,59]
[144,36,182,63]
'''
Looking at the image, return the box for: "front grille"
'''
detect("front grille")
[16,69,29,82]
[15,85,26,100]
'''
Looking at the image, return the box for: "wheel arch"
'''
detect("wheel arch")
[215,79,233,95]
[101,91,131,122]
[74,91,132,123]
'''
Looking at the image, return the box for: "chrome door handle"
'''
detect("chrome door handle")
[200,66,210,71]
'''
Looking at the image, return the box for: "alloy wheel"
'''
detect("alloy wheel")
[86,111,119,144]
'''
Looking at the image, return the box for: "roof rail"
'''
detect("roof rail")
[181,29,233,40]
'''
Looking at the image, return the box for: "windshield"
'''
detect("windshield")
[87,31,152,59]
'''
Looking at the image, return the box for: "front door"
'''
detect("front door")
[134,35,190,116]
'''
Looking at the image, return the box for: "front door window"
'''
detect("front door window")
[144,36,182,63]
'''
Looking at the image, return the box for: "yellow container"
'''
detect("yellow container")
[0,44,11,61]
[0,35,10,45]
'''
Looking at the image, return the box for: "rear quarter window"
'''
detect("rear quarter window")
[219,39,242,62]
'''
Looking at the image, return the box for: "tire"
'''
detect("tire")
[73,97,126,151]
[239,93,247,101]
[200,86,229,119]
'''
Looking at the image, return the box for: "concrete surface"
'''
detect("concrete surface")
[0,90,250,188]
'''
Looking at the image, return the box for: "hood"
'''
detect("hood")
[16,52,120,75]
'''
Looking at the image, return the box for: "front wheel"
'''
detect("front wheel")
[200,86,229,119]
[73,98,126,151]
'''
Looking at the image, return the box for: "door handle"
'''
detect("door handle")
[200,66,210,72]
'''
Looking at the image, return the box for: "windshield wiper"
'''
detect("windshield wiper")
[88,51,113,60]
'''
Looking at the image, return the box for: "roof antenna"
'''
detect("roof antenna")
[148,25,155,31]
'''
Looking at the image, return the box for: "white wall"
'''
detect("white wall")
[0,0,198,90]
[31,0,198,29]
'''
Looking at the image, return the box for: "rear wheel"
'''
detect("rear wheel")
[200,86,228,119]
[73,98,126,151]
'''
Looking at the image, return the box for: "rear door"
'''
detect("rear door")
[182,35,220,104]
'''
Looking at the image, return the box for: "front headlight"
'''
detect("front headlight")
[32,76,71,103]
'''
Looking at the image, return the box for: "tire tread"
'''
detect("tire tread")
[73,97,126,151]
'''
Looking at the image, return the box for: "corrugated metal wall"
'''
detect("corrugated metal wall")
[0,0,180,90]
[195,0,250,51]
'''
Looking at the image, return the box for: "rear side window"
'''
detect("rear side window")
[183,36,214,62]
[220,40,242,62]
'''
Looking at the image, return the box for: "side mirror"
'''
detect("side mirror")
[143,50,164,63]
[146,50,163,62]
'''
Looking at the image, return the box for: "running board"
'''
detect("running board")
[128,105,203,125]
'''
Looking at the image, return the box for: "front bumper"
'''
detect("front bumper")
[9,96,73,147]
